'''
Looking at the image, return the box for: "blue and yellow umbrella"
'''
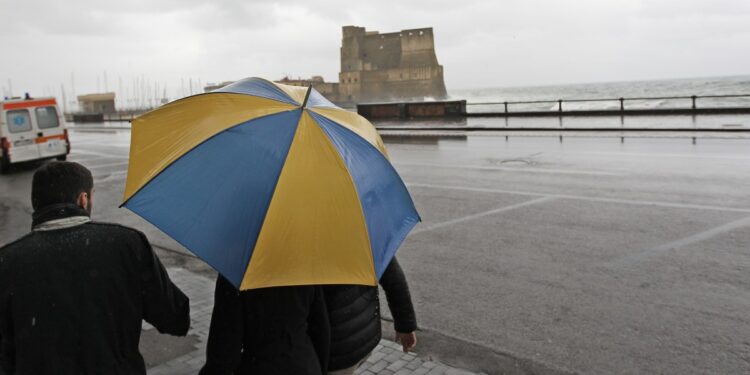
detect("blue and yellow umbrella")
[122,77,420,290]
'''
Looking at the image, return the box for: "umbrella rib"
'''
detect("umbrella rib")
[301,86,313,108]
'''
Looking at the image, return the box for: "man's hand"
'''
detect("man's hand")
[395,331,417,353]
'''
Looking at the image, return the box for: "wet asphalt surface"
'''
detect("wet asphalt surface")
[2,126,750,374]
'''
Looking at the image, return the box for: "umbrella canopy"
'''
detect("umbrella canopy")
[122,77,420,290]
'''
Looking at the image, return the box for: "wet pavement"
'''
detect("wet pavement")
[2,127,750,374]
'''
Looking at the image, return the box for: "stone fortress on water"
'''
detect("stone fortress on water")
[206,26,448,106]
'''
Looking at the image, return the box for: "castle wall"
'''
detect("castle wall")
[338,26,447,104]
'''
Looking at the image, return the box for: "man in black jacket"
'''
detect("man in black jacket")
[200,276,329,375]
[324,257,417,374]
[0,161,190,374]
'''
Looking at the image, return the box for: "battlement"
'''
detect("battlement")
[342,25,434,39]
[342,25,366,38]
[398,28,434,38]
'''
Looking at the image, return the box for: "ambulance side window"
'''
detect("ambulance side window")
[6,110,32,133]
[36,106,60,129]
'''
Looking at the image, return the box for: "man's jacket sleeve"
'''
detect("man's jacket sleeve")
[199,276,243,375]
[379,257,418,333]
[0,307,13,374]
[308,286,330,374]
[137,233,190,336]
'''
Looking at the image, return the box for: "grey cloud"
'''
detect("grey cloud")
[0,1,121,36]
[179,2,281,32]
[0,0,748,96]
[636,0,750,18]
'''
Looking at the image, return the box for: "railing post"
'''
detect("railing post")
[691,95,696,109]
[504,101,508,113]
[558,100,562,112]
[619,97,624,111]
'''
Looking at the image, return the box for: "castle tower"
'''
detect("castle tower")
[338,26,447,104]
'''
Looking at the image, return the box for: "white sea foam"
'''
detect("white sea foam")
[451,75,750,112]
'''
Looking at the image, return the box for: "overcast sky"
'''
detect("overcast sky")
[1,0,749,101]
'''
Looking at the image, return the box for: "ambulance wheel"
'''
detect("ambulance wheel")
[56,155,67,161]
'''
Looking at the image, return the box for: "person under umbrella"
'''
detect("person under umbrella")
[199,276,329,375]
[325,257,417,375]
[121,78,420,374]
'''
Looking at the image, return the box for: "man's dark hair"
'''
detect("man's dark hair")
[31,161,93,211]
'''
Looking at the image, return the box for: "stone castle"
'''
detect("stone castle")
[336,26,447,104]
[206,26,447,105]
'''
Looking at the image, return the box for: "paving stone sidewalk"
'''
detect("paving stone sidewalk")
[146,268,485,375]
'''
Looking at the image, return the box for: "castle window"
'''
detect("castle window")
[409,32,413,36]
[379,45,383,49]
[419,30,424,35]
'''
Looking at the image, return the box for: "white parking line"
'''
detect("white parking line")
[68,156,107,164]
[87,162,129,171]
[407,182,750,214]
[613,215,750,266]
[395,162,624,176]
[577,151,750,161]
[94,170,128,183]
[77,158,129,166]
[411,196,556,235]
[73,141,129,147]
[71,149,129,159]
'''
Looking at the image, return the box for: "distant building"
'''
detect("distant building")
[77,92,116,114]
[203,81,235,93]
[338,26,447,104]
[276,76,339,100]
[204,25,447,106]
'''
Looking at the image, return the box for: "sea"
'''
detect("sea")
[449,75,750,112]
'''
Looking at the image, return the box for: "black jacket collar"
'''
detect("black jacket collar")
[32,203,90,228]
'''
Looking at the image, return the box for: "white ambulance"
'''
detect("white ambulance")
[0,97,70,174]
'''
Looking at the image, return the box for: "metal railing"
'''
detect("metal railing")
[467,93,750,113]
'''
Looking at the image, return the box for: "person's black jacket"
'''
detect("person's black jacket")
[200,276,329,375]
[324,257,417,370]
[0,204,190,375]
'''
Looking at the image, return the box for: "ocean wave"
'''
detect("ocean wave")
[453,75,750,109]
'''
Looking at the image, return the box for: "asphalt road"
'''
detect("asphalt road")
[2,128,750,374]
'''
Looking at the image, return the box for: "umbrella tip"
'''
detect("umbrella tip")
[301,85,312,108]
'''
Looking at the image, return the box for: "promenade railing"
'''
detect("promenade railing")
[466,93,750,114]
